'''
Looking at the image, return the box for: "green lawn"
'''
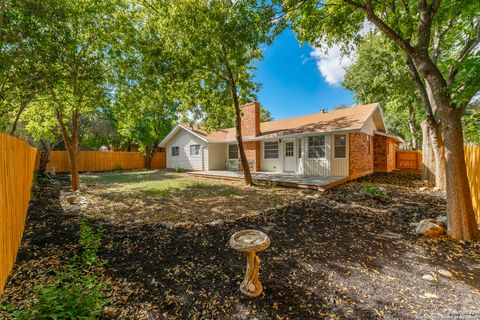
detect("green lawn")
[80,170,304,224]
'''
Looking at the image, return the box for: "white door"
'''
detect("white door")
[283,139,296,172]
[202,146,208,171]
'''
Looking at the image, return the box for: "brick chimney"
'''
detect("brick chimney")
[240,102,260,137]
[239,102,261,172]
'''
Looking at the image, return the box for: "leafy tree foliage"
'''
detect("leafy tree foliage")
[145,0,275,185]
[282,0,480,239]
[343,34,424,149]
[463,102,480,144]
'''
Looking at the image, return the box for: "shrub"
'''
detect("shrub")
[267,181,278,190]
[175,166,185,173]
[362,182,388,200]
[19,221,108,320]
[113,164,123,172]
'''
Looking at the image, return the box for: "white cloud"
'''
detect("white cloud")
[310,45,352,86]
[310,21,374,86]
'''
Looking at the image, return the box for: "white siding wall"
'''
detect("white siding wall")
[360,117,376,135]
[303,134,331,176]
[260,140,283,172]
[208,143,227,170]
[166,130,206,170]
[259,135,348,176]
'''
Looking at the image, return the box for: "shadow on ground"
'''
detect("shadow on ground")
[1,172,479,319]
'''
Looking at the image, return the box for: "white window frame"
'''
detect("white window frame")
[334,134,347,159]
[171,146,180,157]
[263,140,279,159]
[307,135,326,160]
[228,144,239,160]
[189,144,200,156]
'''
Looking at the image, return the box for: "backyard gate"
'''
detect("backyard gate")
[396,150,422,171]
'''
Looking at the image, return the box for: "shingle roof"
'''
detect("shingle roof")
[200,103,380,142]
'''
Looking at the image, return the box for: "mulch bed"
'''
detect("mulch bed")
[1,172,480,319]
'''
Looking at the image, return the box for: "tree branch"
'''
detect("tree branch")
[447,20,480,85]
[342,0,416,56]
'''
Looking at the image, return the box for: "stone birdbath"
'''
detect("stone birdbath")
[229,230,270,297]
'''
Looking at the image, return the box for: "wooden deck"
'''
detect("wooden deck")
[189,171,349,191]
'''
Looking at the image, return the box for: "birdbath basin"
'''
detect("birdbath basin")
[230,230,270,297]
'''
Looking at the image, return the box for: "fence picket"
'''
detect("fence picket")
[0,133,37,296]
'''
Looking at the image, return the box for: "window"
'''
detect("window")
[171,146,180,156]
[285,141,294,157]
[308,135,326,159]
[190,144,200,156]
[298,139,302,158]
[264,141,279,159]
[228,144,238,159]
[367,135,371,154]
[334,134,346,158]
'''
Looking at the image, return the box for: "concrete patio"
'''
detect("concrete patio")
[189,170,349,191]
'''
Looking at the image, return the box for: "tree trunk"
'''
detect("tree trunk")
[415,57,478,239]
[225,63,253,186]
[440,109,479,240]
[407,105,418,149]
[421,120,435,184]
[357,1,478,240]
[55,108,81,191]
[68,146,80,191]
[405,55,445,190]
[145,145,154,169]
[38,141,53,176]
[429,121,446,191]
[233,99,253,186]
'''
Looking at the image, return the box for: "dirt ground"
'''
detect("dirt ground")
[1,171,479,319]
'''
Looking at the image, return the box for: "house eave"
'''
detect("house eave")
[373,130,405,143]
[207,128,362,144]
[159,124,209,147]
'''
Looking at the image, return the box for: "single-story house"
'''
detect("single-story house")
[159,102,403,179]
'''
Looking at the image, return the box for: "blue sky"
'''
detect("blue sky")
[254,29,356,120]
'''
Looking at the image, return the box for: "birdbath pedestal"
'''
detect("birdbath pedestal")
[229,230,270,297]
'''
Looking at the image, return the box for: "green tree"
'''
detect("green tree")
[0,0,48,134]
[146,0,275,185]
[283,0,480,239]
[20,102,63,175]
[343,34,423,149]
[463,101,480,144]
[31,0,125,191]
[114,90,177,168]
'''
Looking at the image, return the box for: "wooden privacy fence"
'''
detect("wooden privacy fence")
[35,150,166,173]
[0,133,37,296]
[465,145,480,222]
[397,146,480,222]
[396,150,422,171]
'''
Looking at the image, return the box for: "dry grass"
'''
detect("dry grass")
[80,170,307,224]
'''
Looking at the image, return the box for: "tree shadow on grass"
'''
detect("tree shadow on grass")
[4,173,480,320]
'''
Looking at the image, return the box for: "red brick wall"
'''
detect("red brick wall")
[349,132,374,179]
[241,141,261,171]
[373,135,397,173]
[240,102,260,138]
